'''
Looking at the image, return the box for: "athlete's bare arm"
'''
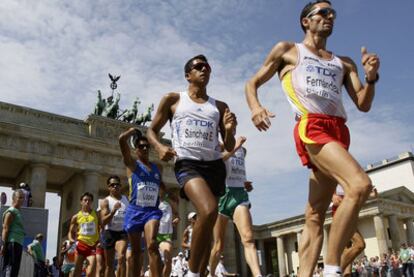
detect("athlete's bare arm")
[147,93,179,161]
[181,226,191,249]
[68,214,78,243]
[222,136,246,161]
[168,195,180,225]
[245,41,296,131]
[216,101,237,152]
[100,198,120,226]
[119,127,138,174]
[341,47,380,112]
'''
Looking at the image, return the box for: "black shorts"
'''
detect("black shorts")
[174,159,226,200]
[102,229,128,250]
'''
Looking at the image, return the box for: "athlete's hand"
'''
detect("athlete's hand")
[236,136,247,147]
[113,201,121,211]
[0,245,5,256]
[332,194,343,206]
[251,106,275,131]
[223,108,237,133]
[369,186,378,199]
[172,217,180,225]
[361,46,380,82]
[244,181,253,192]
[157,144,177,161]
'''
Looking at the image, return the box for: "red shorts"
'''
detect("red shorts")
[76,241,96,257]
[294,114,350,169]
[96,245,104,256]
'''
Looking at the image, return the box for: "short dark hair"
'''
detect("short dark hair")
[300,0,332,33]
[107,175,120,185]
[12,189,24,201]
[80,192,94,201]
[184,54,208,74]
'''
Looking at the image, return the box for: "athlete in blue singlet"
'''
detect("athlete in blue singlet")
[119,128,163,277]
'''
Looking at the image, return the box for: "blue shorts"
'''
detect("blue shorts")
[124,204,162,233]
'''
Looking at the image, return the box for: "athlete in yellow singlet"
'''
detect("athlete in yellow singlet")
[68,192,101,277]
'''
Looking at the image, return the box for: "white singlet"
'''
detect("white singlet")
[171,91,222,161]
[225,147,247,188]
[158,200,173,234]
[105,195,129,231]
[336,185,345,196]
[281,43,346,119]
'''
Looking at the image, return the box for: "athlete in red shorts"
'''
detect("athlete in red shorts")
[245,1,380,277]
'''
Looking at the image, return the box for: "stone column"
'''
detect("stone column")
[83,171,101,210]
[388,215,400,250]
[322,226,329,262]
[277,236,287,277]
[30,163,48,208]
[405,218,414,244]
[296,231,302,247]
[257,239,267,274]
[373,215,389,255]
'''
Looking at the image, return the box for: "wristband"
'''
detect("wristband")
[365,73,379,85]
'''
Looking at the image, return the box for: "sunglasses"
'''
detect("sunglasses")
[190,62,211,72]
[109,183,121,187]
[137,144,150,150]
[306,7,336,19]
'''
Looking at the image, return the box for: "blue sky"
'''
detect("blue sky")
[1,0,413,259]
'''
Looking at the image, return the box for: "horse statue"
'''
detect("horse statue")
[102,92,120,119]
[93,90,106,115]
[118,98,141,123]
[135,104,154,126]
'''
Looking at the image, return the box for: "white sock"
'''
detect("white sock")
[187,270,200,277]
[324,264,342,275]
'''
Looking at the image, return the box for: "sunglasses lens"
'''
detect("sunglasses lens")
[138,144,150,149]
[320,8,336,18]
[192,63,210,72]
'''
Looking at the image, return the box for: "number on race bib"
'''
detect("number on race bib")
[80,222,96,236]
[136,183,159,207]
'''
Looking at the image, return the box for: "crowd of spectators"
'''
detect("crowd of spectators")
[311,243,414,277]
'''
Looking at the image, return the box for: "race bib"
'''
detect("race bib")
[181,119,217,149]
[80,222,96,236]
[110,210,126,229]
[136,182,159,207]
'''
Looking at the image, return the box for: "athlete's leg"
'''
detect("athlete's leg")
[115,239,128,277]
[184,177,219,275]
[159,241,173,277]
[199,240,213,277]
[209,214,229,277]
[125,248,132,277]
[104,245,116,277]
[340,230,366,271]
[96,251,105,277]
[306,142,372,267]
[85,255,96,277]
[233,205,262,277]
[144,219,162,276]
[127,232,142,277]
[298,170,336,277]
[73,254,86,277]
